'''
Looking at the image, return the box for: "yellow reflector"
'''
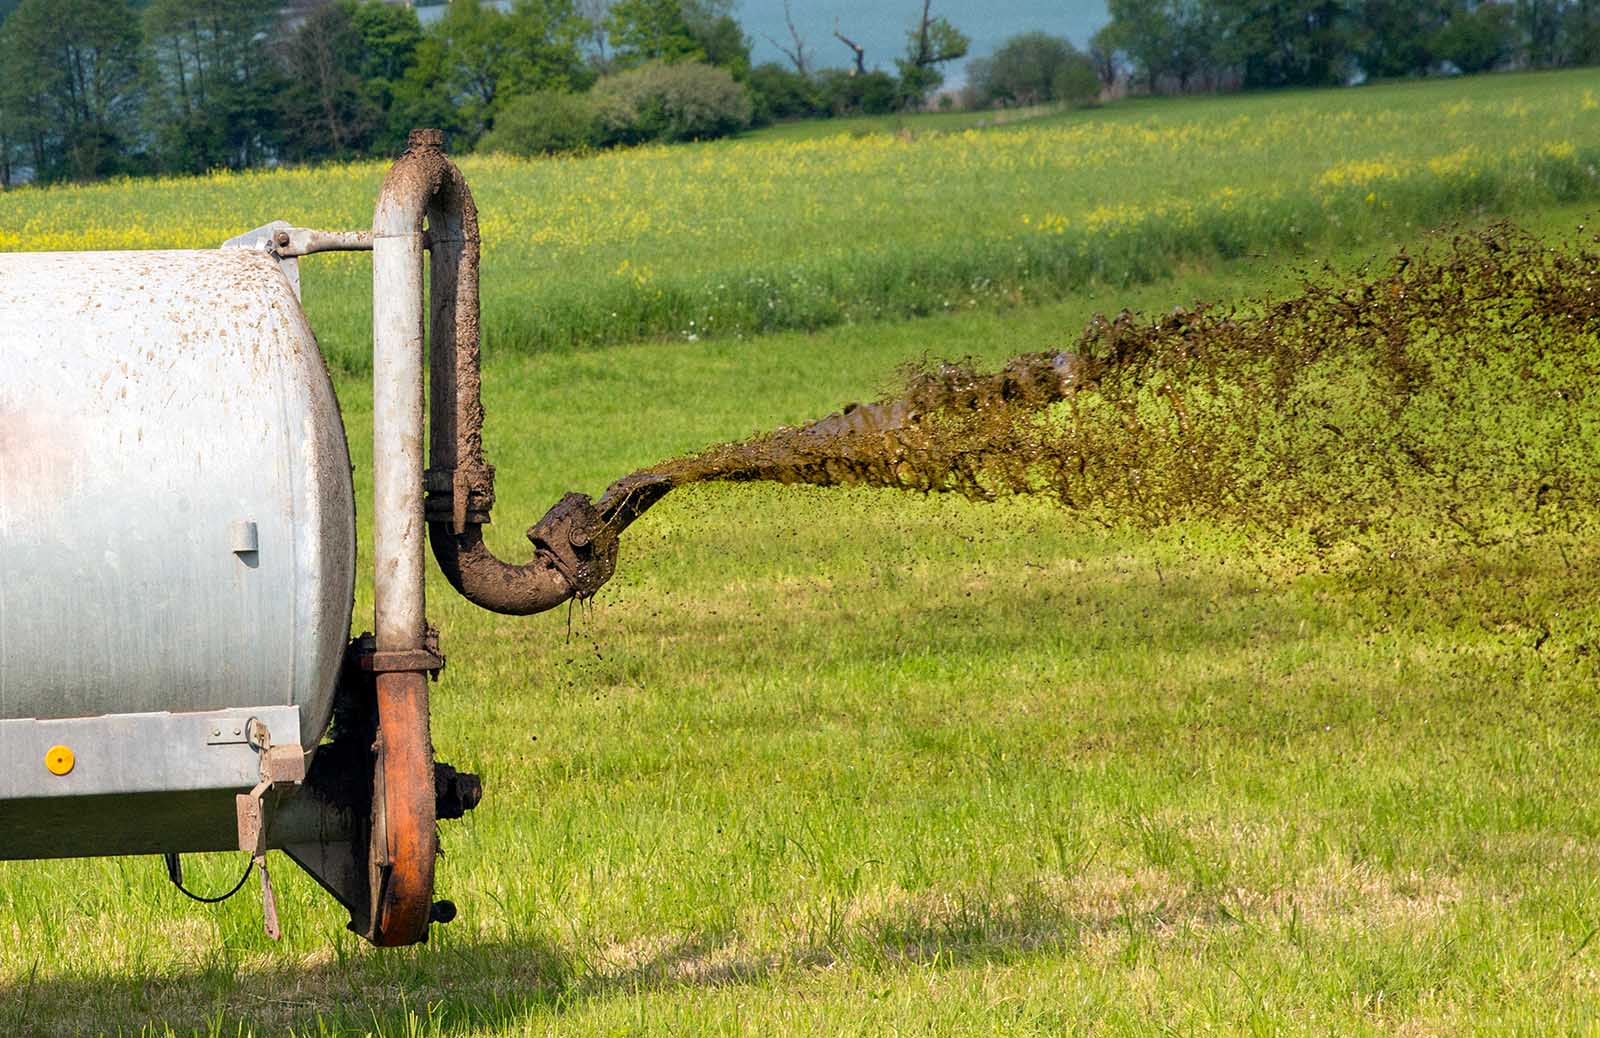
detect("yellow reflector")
[44,745,74,776]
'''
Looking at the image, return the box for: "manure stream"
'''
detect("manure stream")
[591,225,1600,556]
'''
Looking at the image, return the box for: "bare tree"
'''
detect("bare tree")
[1088,25,1120,91]
[576,0,610,63]
[833,21,865,76]
[895,0,968,103]
[905,0,967,69]
[762,0,810,75]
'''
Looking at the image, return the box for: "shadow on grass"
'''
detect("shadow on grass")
[1,880,1170,1037]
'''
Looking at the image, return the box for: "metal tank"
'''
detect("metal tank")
[0,249,354,750]
[0,131,635,947]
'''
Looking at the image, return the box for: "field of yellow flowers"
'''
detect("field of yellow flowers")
[2,69,1598,369]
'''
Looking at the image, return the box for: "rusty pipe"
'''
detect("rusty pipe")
[373,128,585,616]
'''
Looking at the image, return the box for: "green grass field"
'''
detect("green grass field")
[4,72,1600,1036]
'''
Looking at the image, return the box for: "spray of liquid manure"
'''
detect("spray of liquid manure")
[592,225,1600,558]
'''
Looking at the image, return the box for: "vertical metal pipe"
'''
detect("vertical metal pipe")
[372,225,427,649]
[367,131,446,946]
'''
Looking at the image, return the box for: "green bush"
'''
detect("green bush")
[816,69,899,116]
[478,90,603,156]
[746,62,821,124]
[592,60,753,144]
[1052,54,1101,107]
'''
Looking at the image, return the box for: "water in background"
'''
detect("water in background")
[739,0,1110,87]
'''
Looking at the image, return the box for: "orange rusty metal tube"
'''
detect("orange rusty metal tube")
[369,670,436,946]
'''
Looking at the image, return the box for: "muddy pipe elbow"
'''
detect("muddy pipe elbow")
[427,491,621,614]
[427,522,575,616]
[372,129,598,619]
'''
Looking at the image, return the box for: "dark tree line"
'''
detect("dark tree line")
[10,0,1592,184]
[0,0,624,181]
[1094,0,1600,93]
[0,0,977,183]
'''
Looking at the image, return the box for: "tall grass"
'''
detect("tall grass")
[3,70,1599,370]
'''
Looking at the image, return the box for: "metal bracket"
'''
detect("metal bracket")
[221,221,374,301]
[359,649,445,675]
[232,717,306,941]
[424,466,496,532]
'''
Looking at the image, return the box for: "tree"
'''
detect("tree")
[276,0,378,160]
[895,0,969,106]
[816,67,897,113]
[1211,0,1355,89]
[1350,0,1450,78]
[688,12,751,77]
[1561,0,1600,65]
[1053,53,1103,106]
[478,88,602,154]
[746,62,819,122]
[1100,0,1220,92]
[0,46,21,185]
[0,0,143,180]
[968,31,1097,106]
[679,0,749,75]
[388,32,470,148]
[0,12,50,182]
[348,0,428,153]
[576,0,610,63]
[351,1,426,84]
[833,24,867,75]
[606,0,700,65]
[143,0,284,173]
[1518,0,1565,66]
[591,58,752,142]
[425,0,590,141]
[1435,1,1514,73]
[1087,24,1122,90]
[762,0,811,75]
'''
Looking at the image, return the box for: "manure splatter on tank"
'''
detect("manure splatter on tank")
[595,225,1600,553]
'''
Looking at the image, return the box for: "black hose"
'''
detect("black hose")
[164,853,253,904]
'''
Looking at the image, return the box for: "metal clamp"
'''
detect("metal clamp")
[221,221,374,301]
[424,466,496,532]
[352,626,446,680]
[359,649,445,675]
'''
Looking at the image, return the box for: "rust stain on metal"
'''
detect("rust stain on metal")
[369,668,436,946]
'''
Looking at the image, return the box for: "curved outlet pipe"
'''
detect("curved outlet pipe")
[373,128,599,617]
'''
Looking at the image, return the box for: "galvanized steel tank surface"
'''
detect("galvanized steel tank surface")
[0,250,356,748]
